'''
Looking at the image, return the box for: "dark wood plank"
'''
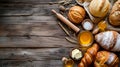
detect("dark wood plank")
[0,48,74,67]
[0,48,72,60]
[0,0,76,67]
[31,60,63,67]
[0,0,60,3]
[31,4,59,16]
[0,60,63,67]
[0,7,33,16]
[0,22,65,36]
[0,4,58,16]
[0,36,77,47]
[0,16,58,24]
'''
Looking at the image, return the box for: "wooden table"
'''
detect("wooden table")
[0,0,79,67]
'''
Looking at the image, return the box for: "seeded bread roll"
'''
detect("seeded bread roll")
[109,0,120,26]
[89,0,110,17]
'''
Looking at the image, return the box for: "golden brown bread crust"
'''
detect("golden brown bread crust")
[68,6,85,24]
[78,43,99,67]
[94,51,119,67]
[89,0,110,17]
[109,0,120,26]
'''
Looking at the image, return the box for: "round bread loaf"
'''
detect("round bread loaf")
[68,6,85,24]
[109,0,120,26]
[89,0,110,17]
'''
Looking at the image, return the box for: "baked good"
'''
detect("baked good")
[78,43,99,67]
[68,6,85,24]
[94,51,119,67]
[95,31,120,52]
[89,0,110,17]
[109,0,120,26]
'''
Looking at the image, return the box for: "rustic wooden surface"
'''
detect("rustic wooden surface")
[0,0,80,67]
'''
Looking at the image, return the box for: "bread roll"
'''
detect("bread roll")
[89,0,110,17]
[68,6,85,24]
[109,0,120,26]
[94,51,119,67]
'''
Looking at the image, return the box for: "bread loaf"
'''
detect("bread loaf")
[94,51,119,67]
[78,43,99,67]
[109,0,120,26]
[95,31,120,52]
[68,6,85,24]
[89,0,110,17]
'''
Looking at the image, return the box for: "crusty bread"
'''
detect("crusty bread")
[68,6,85,24]
[89,0,110,17]
[109,0,120,26]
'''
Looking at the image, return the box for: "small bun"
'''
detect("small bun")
[68,6,85,24]
[109,0,120,26]
[89,0,110,17]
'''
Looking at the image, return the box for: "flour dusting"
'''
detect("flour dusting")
[96,31,114,50]
[111,34,120,51]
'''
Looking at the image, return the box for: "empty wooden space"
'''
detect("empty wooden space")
[0,0,78,67]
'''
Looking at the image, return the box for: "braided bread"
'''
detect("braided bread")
[78,43,99,67]
[109,0,120,26]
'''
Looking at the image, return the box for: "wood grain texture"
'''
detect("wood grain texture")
[0,48,78,67]
[0,4,59,16]
[0,0,70,66]
[0,36,77,47]
[0,48,71,60]
[0,16,58,24]
[0,23,65,36]
[0,0,60,3]
[0,60,63,67]
[0,48,79,67]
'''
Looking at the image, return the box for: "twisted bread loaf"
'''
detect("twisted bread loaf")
[95,31,120,52]
[78,43,99,67]
[94,51,119,67]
